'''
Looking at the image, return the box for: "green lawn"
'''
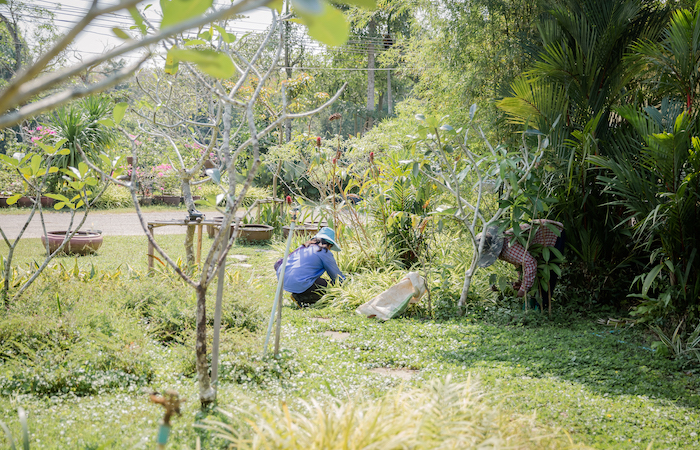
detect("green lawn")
[1,234,699,448]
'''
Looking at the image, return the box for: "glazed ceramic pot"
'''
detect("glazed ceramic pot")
[41,230,103,255]
[139,196,154,206]
[16,196,33,208]
[282,223,319,238]
[40,196,55,208]
[236,224,274,241]
[156,195,182,206]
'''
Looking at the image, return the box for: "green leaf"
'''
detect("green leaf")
[335,0,376,8]
[297,3,348,47]
[164,48,179,75]
[7,194,21,205]
[57,149,70,155]
[266,0,284,12]
[112,27,132,40]
[35,141,55,154]
[169,48,234,79]
[160,0,212,29]
[206,168,221,184]
[213,25,235,43]
[0,154,19,167]
[98,118,116,128]
[45,193,70,202]
[642,264,663,296]
[292,0,323,15]
[199,30,212,41]
[185,39,207,46]
[30,155,41,175]
[129,7,147,35]
[113,102,128,125]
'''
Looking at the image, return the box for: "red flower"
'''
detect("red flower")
[369,152,374,163]
[316,137,321,147]
[286,195,292,204]
[332,158,337,165]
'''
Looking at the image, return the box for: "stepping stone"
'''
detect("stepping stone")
[230,254,249,261]
[311,318,331,323]
[369,368,418,380]
[322,331,350,341]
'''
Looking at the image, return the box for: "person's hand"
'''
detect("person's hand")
[516,290,525,298]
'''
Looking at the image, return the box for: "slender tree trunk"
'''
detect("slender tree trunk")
[387,69,392,115]
[458,254,479,309]
[182,177,196,266]
[184,226,196,267]
[195,284,215,406]
[284,8,292,142]
[365,19,376,132]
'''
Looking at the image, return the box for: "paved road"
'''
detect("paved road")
[0,209,233,240]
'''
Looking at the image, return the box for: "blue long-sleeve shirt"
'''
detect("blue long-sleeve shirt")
[276,244,345,293]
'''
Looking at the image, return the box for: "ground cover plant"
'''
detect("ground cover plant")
[0,233,698,449]
[4,0,700,448]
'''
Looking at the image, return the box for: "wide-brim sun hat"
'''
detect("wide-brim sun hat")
[314,226,342,252]
[474,226,504,268]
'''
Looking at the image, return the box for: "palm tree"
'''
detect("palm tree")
[627,7,700,114]
[45,95,116,191]
[495,0,672,305]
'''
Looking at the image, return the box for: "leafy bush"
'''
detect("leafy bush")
[92,183,134,208]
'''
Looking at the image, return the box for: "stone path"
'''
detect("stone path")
[0,209,237,240]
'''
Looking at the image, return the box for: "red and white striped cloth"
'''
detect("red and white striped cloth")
[499,220,563,296]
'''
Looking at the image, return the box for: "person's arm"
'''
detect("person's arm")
[531,218,564,229]
[518,251,538,297]
[319,251,345,283]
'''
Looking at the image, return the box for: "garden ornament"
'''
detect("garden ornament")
[314,226,342,252]
[474,226,504,268]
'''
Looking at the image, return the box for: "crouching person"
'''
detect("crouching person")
[276,227,345,307]
[476,219,565,308]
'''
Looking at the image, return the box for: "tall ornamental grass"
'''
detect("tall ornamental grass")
[201,376,590,449]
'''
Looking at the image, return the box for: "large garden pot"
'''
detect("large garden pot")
[139,196,153,206]
[282,223,319,238]
[0,196,10,208]
[41,230,103,255]
[156,195,182,206]
[236,224,274,242]
[16,196,33,208]
[40,196,55,208]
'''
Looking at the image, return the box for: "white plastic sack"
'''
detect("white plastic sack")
[356,271,427,321]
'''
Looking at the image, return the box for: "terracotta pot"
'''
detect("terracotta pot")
[282,224,319,238]
[40,196,55,208]
[236,224,274,242]
[203,160,215,169]
[16,196,33,208]
[41,230,103,255]
[156,195,182,206]
[139,196,153,206]
[0,196,10,208]
[126,156,134,166]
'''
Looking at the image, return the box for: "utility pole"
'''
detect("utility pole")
[364,19,376,133]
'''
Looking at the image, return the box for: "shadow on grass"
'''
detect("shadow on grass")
[434,318,700,409]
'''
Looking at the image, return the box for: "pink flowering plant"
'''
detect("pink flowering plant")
[151,164,181,195]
